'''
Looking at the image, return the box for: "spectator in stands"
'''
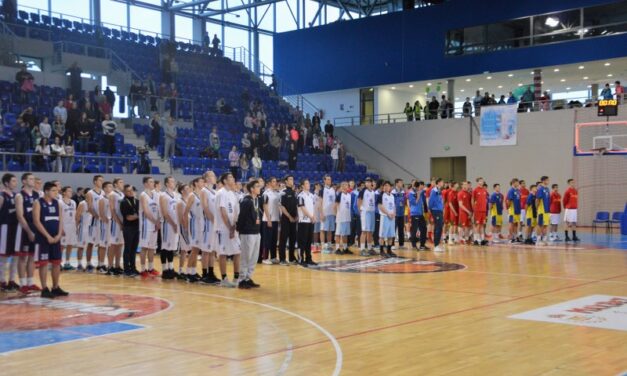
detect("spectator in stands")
[66,102,81,140]
[146,74,157,112]
[138,81,148,118]
[93,86,106,122]
[210,126,221,158]
[163,116,177,161]
[149,113,161,150]
[229,146,240,178]
[54,100,70,124]
[63,137,74,173]
[480,92,490,107]
[404,102,413,121]
[600,83,613,100]
[251,149,262,178]
[312,112,321,129]
[473,90,482,116]
[615,81,624,103]
[312,132,321,154]
[498,95,506,104]
[51,136,65,172]
[489,94,497,105]
[53,116,66,140]
[39,116,52,140]
[331,141,339,171]
[269,128,281,161]
[338,142,346,173]
[241,132,251,157]
[65,94,76,111]
[240,154,250,181]
[520,87,535,112]
[30,125,41,150]
[15,65,34,104]
[129,80,139,117]
[413,100,422,121]
[507,92,517,104]
[72,187,85,205]
[244,112,254,129]
[428,96,439,120]
[257,108,267,128]
[168,83,178,118]
[66,62,83,99]
[324,120,334,138]
[169,59,179,84]
[77,112,92,153]
[14,117,30,159]
[440,95,449,119]
[158,83,168,115]
[462,97,472,117]
[102,114,117,155]
[288,142,297,171]
[539,91,551,111]
[211,34,221,57]
[269,74,277,93]
[216,97,226,114]
[35,137,51,171]
[104,86,115,111]
[21,107,37,128]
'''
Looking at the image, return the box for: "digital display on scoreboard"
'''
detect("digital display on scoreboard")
[598,99,618,116]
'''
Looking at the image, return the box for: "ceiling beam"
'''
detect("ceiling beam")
[201,0,282,17]
[169,0,215,10]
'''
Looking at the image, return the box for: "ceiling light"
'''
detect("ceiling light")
[545,17,559,27]
[518,83,523,87]
[530,71,534,75]
[486,76,492,80]
[478,87,483,90]
[455,97,459,100]
[442,91,447,94]
[391,87,396,90]
[560,79,566,82]
[498,85,503,89]
[566,87,571,90]
[427,83,432,86]
[369,88,373,92]
[546,89,551,92]
[465,78,471,82]
[409,85,414,88]
[508,73,514,77]
[587,85,592,88]
[460,89,465,92]
[578,65,584,69]
[604,62,611,66]
[607,74,613,77]
[553,68,560,72]
[583,76,589,80]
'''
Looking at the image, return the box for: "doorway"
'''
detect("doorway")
[360,88,374,125]
[430,156,466,182]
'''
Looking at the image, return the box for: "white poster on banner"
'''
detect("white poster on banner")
[509,295,627,331]
[480,104,518,146]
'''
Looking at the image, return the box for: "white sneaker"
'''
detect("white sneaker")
[434,245,444,252]
[447,239,455,245]
[262,259,273,265]
[220,278,237,288]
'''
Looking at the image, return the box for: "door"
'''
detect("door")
[430,156,466,182]
[360,88,374,125]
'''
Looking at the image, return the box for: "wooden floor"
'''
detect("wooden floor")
[1,237,626,376]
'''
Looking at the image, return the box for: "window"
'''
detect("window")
[584,1,627,36]
[487,18,530,50]
[51,0,90,22]
[101,0,128,29]
[17,56,43,72]
[17,0,48,13]
[130,6,162,35]
[175,15,193,42]
[532,9,581,44]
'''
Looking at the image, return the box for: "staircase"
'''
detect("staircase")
[118,124,172,175]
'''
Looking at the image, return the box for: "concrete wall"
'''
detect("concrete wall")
[0,65,98,90]
[302,89,360,122]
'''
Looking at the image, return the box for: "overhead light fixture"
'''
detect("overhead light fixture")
[587,85,592,88]
[455,97,459,100]
[465,78,471,82]
[460,89,465,92]
[554,68,560,72]
[391,87,396,90]
[604,62,611,66]
[607,74,613,77]
[508,73,514,77]
[566,87,571,90]
[409,84,414,88]
[478,88,483,90]
[369,88,373,92]
[583,76,589,80]
[518,83,523,87]
[442,91,447,94]
[545,17,559,27]
[546,89,551,92]
[486,76,492,80]
[578,65,584,69]
[427,83,432,86]
[498,85,503,89]
[560,79,566,82]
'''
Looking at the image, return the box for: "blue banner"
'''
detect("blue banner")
[480,104,518,146]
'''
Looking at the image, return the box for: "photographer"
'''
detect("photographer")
[137,147,151,174]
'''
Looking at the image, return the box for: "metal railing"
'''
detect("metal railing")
[0,151,167,174]
[128,94,194,122]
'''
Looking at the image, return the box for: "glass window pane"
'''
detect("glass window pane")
[130,6,161,35]
[584,1,627,37]
[533,9,580,36]
[101,0,128,29]
[175,15,193,42]
[259,34,273,77]
[275,2,298,32]
[17,0,48,13]
[51,0,89,22]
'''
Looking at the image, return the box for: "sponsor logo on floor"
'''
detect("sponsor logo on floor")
[0,293,170,354]
[509,295,627,331]
[310,257,466,273]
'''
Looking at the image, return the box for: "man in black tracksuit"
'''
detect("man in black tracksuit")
[120,184,139,276]
[278,175,298,265]
[236,180,262,289]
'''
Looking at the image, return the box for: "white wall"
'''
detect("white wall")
[301,88,359,123]
[0,65,99,90]
[376,88,427,115]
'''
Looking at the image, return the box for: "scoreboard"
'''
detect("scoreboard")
[598,99,618,116]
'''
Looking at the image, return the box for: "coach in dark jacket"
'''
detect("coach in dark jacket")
[278,175,298,264]
[237,179,262,289]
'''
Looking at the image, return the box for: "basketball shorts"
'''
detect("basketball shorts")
[188,219,204,249]
[0,223,19,257]
[99,220,110,247]
[109,221,125,245]
[459,212,471,227]
[201,221,216,253]
[474,211,487,225]
[139,226,158,250]
[444,207,450,223]
[448,213,458,226]
[520,209,527,224]
[360,211,375,232]
[508,214,520,224]
[313,221,321,233]
[61,225,78,247]
[526,217,537,228]
[335,221,351,236]
[379,216,395,238]
[491,214,503,226]
[86,219,100,246]
[178,225,191,253]
[161,223,180,251]
[550,214,560,226]
[564,209,577,223]
[537,212,549,226]
[215,230,241,256]
[322,215,336,232]
[19,224,36,256]
[34,241,62,266]
[76,224,87,248]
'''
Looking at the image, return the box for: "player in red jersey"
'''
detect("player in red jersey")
[562,179,580,242]
[457,181,472,244]
[472,177,489,246]
[519,180,529,239]
[447,182,460,245]
[549,184,562,242]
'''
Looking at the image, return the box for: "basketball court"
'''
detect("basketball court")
[2,234,626,376]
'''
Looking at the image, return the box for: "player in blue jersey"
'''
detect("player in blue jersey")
[535,176,551,246]
[506,179,522,243]
[489,183,504,243]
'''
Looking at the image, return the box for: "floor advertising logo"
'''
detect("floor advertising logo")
[310,256,466,273]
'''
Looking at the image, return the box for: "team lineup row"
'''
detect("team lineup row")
[0,172,580,296]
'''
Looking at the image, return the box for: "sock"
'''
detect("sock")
[234,272,239,280]
[221,273,227,280]
[21,277,27,286]
[27,277,34,285]
[565,230,568,238]
[573,230,577,238]
[387,245,392,253]
[148,262,153,270]
[9,258,17,281]
[0,258,6,282]
[380,245,385,253]
[360,243,365,251]
[208,266,214,276]
[336,243,340,250]
[202,268,208,277]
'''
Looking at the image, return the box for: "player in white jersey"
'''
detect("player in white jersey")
[215,172,240,288]
[139,176,161,277]
[358,178,377,256]
[297,179,316,266]
[75,196,89,271]
[184,177,205,283]
[85,175,104,273]
[377,181,397,258]
[312,182,322,252]
[108,178,125,275]
[319,175,336,253]
[261,177,281,264]
[334,181,353,255]
[59,186,77,271]
[159,176,180,280]
[176,183,192,280]
[98,182,114,274]
[200,171,220,284]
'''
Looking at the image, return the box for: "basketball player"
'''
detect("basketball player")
[159,176,180,280]
[519,180,529,240]
[312,182,322,253]
[139,176,161,277]
[98,181,114,273]
[176,183,191,280]
[447,182,460,245]
[215,172,240,287]
[506,179,522,243]
[535,176,551,246]
[428,178,445,253]
[562,179,580,242]
[472,177,489,246]
[320,175,336,254]
[184,177,204,282]
[200,171,220,284]
[32,181,68,298]
[59,186,77,271]
[457,181,472,245]
[297,179,316,267]
[120,185,139,276]
[85,175,104,273]
[549,184,562,242]
[524,184,538,245]
[377,181,397,257]
[0,173,20,291]
[489,183,504,243]
[75,190,89,271]
[15,173,40,294]
[261,177,281,264]
[358,178,377,256]
[333,181,352,255]
[108,178,125,275]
